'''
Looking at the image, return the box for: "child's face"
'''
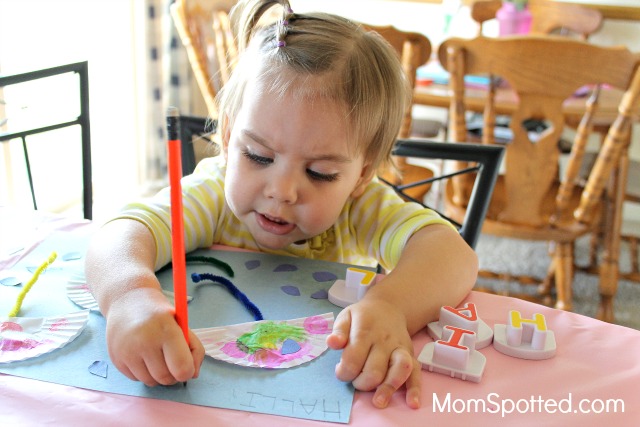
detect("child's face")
[223,79,373,250]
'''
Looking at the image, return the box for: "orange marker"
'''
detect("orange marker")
[166,106,189,345]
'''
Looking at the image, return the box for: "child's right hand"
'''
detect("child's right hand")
[104,286,205,386]
[86,219,205,386]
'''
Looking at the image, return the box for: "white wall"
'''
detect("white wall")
[0,0,139,221]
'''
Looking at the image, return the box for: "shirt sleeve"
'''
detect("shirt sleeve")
[110,157,226,271]
[348,179,455,271]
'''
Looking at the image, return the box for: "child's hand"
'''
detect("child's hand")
[104,286,205,386]
[326,298,422,409]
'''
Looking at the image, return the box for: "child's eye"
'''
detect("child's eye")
[307,169,339,183]
[242,149,272,165]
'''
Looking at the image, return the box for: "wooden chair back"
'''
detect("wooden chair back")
[438,35,640,317]
[470,0,502,36]
[361,24,432,139]
[170,0,238,119]
[528,0,603,40]
[441,35,639,227]
[361,24,436,199]
[470,0,603,40]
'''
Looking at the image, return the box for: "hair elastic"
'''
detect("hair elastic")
[275,2,294,48]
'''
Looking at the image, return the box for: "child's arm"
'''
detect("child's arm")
[85,219,205,385]
[327,224,478,409]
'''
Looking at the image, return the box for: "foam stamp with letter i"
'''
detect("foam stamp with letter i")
[417,325,486,382]
[427,302,494,349]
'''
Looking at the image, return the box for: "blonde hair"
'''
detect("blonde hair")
[217,0,410,170]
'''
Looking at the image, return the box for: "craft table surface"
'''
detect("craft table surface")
[1,209,639,426]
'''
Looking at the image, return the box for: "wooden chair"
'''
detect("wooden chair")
[531,1,638,286]
[361,25,432,140]
[528,0,603,40]
[470,0,502,36]
[620,173,640,282]
[170,0,238,119]
[362,24,444,201]
[470,0,603,40]
[439,35,640,322]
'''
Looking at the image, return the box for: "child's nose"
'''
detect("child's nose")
[265,169,298,204]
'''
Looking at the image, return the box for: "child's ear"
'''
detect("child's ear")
[350,163,375,198]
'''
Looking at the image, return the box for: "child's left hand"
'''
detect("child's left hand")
[326,298,422,409]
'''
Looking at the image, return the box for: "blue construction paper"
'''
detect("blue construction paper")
[0,230,355,423]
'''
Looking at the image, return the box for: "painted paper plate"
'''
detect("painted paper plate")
[67,272,192,311]
[0,310,90,363]
[67,272,99,311]
[194,312,334,369]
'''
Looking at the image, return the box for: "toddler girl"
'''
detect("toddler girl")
[86,0,478,409]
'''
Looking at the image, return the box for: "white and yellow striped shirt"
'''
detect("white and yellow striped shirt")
[115,157,452,271]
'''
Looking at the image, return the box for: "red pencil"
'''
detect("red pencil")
[166,106,189,345]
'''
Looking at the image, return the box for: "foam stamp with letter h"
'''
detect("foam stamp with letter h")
[493,310,556,360]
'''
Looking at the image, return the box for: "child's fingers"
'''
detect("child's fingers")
[350,344,390,391]
[147,354,181,386]
[188,330,205,378]
[163,331,198,383]
[371,347,415,409]
[331,310,376,382]
[404,361,422,409]
[125,356,161,387]
[111,359,139,384]
[326,309,352,350]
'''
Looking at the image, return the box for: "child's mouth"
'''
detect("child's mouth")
[256,213,296,235]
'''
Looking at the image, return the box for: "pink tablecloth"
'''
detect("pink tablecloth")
[2,290,638,427]
[0,208,94,271]
[1,211,638,426]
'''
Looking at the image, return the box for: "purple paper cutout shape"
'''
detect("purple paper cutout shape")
[281,338,301,355]
[245,259,261,270]
[26,266,59,274]
[281,285,301,296]
[310,289,328,300]
[88,360,108,378]
[62,252,83,261]
[312,271,337,282]
[0,277,21,287]
[274,264,297,272]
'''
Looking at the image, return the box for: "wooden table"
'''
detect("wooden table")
[414,83,628,127]
[389,0,640,21]
[549,0,640,21]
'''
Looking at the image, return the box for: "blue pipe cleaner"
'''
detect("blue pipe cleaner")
[191,272,264,321]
